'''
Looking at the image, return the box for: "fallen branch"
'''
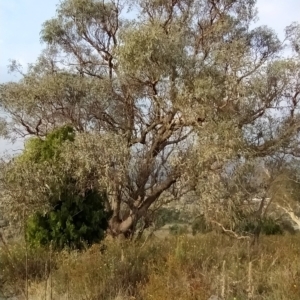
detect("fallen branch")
[211,220,251,240]
[276,204,300,228]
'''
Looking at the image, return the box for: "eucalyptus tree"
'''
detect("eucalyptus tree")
[1,0,300,238]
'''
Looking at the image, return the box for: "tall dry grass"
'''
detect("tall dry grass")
[1,232,300,299]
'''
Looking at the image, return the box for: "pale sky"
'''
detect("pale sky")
[0,0,300,153]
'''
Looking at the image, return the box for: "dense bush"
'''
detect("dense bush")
[18,125,75,164]
[238,217,283,236]
[20,126,109,249]
[26,189,109,249]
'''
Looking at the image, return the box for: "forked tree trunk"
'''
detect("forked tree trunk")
[107,177,177,238]
[108,214,135,238]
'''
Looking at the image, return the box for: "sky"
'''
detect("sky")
[0,0,300,153]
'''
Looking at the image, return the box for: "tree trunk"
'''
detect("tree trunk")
[108,213,135,238]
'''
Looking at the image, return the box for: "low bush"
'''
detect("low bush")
[26,189,109,249]
[238,216,284,236]
[16,126,110,249]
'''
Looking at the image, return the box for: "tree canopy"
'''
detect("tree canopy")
[1,0,300,238]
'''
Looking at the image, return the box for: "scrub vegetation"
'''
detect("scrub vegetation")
[1,0,300,299]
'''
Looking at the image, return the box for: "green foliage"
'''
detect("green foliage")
[19,125,75,164]
[26,189,108,249]
[238,217,283,236]
[21,126,108,249]
[262,218,284,235]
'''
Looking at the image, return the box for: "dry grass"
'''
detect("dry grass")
[1,233,300,299]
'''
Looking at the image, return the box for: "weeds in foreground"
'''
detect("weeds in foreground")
[1,233,300,299]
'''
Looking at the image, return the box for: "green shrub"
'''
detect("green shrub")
[261,217,283,235]
[238,217,283,236]
[26,189,109,249]
[21,126,109,249]
[19,125,75,164]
